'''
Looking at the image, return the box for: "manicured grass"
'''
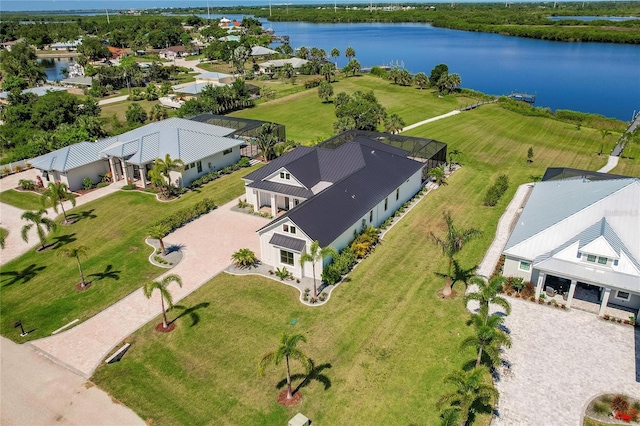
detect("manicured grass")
[231,75,461,144]
[94,168,498,426]
[0,165,260,341]
[100,99,161,124]
[0,189,52,211]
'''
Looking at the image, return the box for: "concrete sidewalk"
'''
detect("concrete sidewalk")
[400,110,461,133]
[0,336,144,426]
[30,200,268,378]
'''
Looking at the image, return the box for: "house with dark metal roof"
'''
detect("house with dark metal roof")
[502,174,640,317]
[245,133,445,280]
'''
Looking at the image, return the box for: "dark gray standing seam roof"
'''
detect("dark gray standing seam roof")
[260,140,424,247]
[247,180,314,199]
[269,233,307,252]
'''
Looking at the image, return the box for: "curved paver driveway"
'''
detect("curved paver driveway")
[30,200,268,378]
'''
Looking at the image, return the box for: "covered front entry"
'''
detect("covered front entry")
[256,191,298,217]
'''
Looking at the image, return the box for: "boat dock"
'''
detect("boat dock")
[508,92,536,104]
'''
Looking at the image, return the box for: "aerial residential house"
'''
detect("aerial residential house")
[0,86,67,104]
[107,46,128,59]
[258,58,310,74]
[30,118,244,191]
[502,174,640,317]
[250,46,278,57]
[49,39,82,51]
[175,72,236,96]
[244,131,447,280]
[159,46,188,60]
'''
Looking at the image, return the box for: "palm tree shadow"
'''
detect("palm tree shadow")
[67,209,97,222]
[434,260,478,293]
[171,302,210,327]
[276,359,332,392]
[52,233,76,249]
[165,244,184,254]
[88,264,121,282]
[1,264,47,286]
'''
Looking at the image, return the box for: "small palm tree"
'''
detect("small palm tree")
[152,154,185,197]
[428,165,447,186]
[430,211,482,298]
[59,245,89,288]
[21,209,57,250]
[448,149,462,170]
[148,224,170,255]
[41,182,76,223]
[231,248,258,268]
[143,274,183,329]
[0,228,8,250]
[436,367,499,426]
[464,276,511,315]
[300,240,337,298]
[384,113,405,134]
[258,332,311,400]
[460,306,512,368]
[255,122,279,162]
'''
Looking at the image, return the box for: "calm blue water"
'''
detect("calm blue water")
[40,57,73,80]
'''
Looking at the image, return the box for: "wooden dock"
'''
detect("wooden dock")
[508,93,536,104]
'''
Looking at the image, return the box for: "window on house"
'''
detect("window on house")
[586,254,597,262]
[223,148,233,155]
[197,161,202,173]
[184,164,189,170]
[396,188,400,201]
[519,261,531,271]
[294,199,299,206]
[290,226,296,234]
[280,250,294,265]
[384,197,388,211]
[597,257,608,265]
[280,172,285,179]
[190,162,196,169]
[283,224,289,232]
[285,173,290,180]
[361,219,366,229]
[615,290,630,301]
[369,210,373,222]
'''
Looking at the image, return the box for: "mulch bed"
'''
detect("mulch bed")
[75,282,92,291]
[155,322,176,333]
[437,289,457,299]
[277,389,303,407]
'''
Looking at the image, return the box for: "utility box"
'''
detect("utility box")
[288,413,310,426]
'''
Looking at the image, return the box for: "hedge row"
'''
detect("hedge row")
[304,77,325,89]
[321,247,357,286]
[483,174,509,207]
[152,198,217,235]
[188,157,251,189]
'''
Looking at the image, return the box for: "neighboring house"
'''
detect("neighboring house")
[244,132,447,280]
[251,46,278,57]
[1,38,24,51]
[502,174,640,317]
[176,72,235,97]
[49,40,82,51]
[258,58,309,74]
[218,35,241,43]
[159,46,186,60]
[30,118,243,191]
[0,86,67,104]
[107,46,128,59]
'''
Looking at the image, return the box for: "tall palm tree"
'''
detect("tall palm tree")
[430,211,482,298]
[143,274,183,329]
[41,182,76,223]
[414,72,428,89]
[258,332,311,400]
[321,62,335,82]
[384,113,405,134]
[464,276,511,315]
[436,367,499,426]
[300,240,337,298]
[345,46,356,61]
[255,122,279,162]
[460,306,512,368]
[330,47,340,67]
[148,224,170,255]
[59,245,89,288]
[21,209,57,251]
[152,154,185,196]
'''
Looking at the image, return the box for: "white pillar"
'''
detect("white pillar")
[598,287,611,317]
[535,272,546,299]
[140,166,147,188]
[122,160,130,184]
[270,193,277,217]
[108,157,117,182]
[565,280,577,308]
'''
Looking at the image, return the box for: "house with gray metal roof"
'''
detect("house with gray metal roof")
[502,176,640,317]
[31,117,243,191]
[245,133,445,281]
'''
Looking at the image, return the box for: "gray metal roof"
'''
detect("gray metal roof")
[0,86,66,99]
[247,180,314,199]
[260,139,425,247]
[251,46,277,56]
[196,71,232,80]
[505,178,638,251]
[176,82,226,95]
[269,233,307,253]
[30,139,113,172]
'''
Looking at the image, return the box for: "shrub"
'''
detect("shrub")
[152,198,216,233]
[319,292,327,302]
[238,157,251,167]
[231,248,257,268]
[237,198,250,208]
[82,177,93,190]
[14,165,23,172]
[483,174,509,206]
[97,182,109,188]
[592,401,609,415]
[304,77,324,89]
[18,179,36,190]
[521,281,535,298]
[275,267,290,281]
[121,184,136,190]
[322,247,357,285]
[613,395,630,413]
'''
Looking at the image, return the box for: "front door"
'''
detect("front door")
[284,197,290,210]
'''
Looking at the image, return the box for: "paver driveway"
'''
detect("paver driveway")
[30,200,269,378]
[493,298,640,425]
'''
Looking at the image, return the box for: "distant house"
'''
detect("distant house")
[0,86,67,104]
[49,40,82,51]
[244,131,447,280]
[218,35,241,43]
[258,58,309,74]
[502,173,640,317]
[30,118,244,191]
[1,38,25,51]
[107,46,128,59]
[176,72,235,97]
[159,46,188,60]
[251,46,278,57]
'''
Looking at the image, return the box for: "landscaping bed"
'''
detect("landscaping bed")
[585,394,640,425]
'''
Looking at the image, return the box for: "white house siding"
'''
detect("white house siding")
[265,168,306,188]
[259,219,311,279]
[66,160,110,190]
[174,146,240,187]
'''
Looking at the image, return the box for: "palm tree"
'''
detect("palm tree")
[321,62,335,82]
[330,47,340,67]
[300,240,337,298]
[428,165,447,185]
[255,122,279,162]
[21,209,57,251]
[345,46,356,61]
[414,72,428,89]
[434,259,477,291]
[41,182,76,223]
[258,332,311,400]
[464,276,511,315]
[430,211,482,298]
[143,274,183,329]
[384,113,405,134]
[296,46,309,60]
[436,367,498,426]
[460,306,512,368]
[59,245,89,288]
[448,149,462,170]
[148,224,170,255]
[231,248,258,268]
[152,154,185,196]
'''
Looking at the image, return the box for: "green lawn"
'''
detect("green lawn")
[231,75,462,144]
[0,189,52,211]
[0,165,260,341]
